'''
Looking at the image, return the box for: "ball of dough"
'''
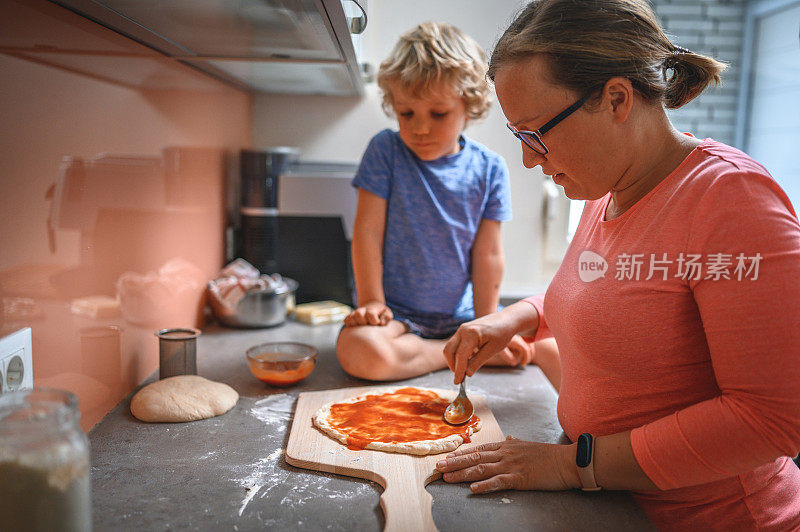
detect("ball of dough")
[130,375,238,423]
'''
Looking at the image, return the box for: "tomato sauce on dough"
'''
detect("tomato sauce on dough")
[327,387,480,450]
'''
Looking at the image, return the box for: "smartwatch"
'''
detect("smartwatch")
[576,433,601,491]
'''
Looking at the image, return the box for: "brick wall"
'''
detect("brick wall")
[654,0,747,146]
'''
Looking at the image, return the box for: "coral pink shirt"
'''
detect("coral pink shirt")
[526,139,800,530]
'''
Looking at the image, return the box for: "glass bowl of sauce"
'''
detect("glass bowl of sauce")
[246,342,318,386]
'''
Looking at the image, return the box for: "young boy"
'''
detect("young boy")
[337,22,559,381]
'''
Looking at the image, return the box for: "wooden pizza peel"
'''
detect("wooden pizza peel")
[285,386,505,532]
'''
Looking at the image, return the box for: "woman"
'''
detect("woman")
[435,0,800,529]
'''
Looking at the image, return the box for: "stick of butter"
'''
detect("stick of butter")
[292,301,351,325]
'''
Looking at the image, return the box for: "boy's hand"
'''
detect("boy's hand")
[344,301,393,327]
[483,335,534,367]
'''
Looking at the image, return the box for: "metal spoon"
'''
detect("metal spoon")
[443,380,474,425]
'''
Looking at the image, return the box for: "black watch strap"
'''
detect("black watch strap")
[576,433,601,491]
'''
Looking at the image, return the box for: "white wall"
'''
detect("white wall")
[252,0,555,296]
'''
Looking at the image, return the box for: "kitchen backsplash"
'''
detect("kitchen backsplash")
[0,0,252,429]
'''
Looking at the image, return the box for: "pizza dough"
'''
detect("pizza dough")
[313,387,481,456]
[130,375,238,423]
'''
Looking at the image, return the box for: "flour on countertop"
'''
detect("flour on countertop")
[238,483,263,517]
[254,394,293,408]
[231,441,374,517]
[469,386,523,405]
[249,394,296,434]
[236,453,277,516]
[236,393,374,518]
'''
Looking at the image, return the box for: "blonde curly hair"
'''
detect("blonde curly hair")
[377,22,491,122]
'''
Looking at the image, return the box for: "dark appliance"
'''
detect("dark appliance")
[239,148,297,274]
[275,215,352,305]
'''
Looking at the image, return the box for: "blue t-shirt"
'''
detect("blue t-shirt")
[352,129,512,320]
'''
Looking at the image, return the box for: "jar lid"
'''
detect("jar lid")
[0,388,78,425]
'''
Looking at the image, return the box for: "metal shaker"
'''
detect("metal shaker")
[155,328,201,379]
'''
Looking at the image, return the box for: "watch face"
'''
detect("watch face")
[576,433,593,468]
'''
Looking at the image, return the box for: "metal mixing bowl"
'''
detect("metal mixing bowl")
[214,277,298,328]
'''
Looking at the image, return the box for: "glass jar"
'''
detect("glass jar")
[0,388,92,531]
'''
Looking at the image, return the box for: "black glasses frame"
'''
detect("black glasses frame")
[506,93,591,156]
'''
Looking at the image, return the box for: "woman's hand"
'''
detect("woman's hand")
[443,310,519,383]
[444,301,540,383]
[435,436,579,493]
[343,301,393,327]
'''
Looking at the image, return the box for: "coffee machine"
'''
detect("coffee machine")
[238,148,298,274]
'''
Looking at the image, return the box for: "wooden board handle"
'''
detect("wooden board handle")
[380,471,438,532]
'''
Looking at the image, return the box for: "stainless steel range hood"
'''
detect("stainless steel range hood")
[47,0,367,95]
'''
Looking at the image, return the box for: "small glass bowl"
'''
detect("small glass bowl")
[245,342,318,386]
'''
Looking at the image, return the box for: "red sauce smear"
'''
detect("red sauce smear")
[327,387,480,451]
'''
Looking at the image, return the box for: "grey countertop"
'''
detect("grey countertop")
[89,320,654,531]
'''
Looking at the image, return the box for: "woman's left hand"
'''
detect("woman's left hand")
[435,436,579,493]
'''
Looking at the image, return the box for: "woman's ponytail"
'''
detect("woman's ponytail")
[662,46,727,109]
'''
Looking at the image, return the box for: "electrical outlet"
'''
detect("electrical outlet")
[0,327,33,393]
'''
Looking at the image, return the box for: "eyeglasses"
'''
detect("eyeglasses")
[506,93,591,156]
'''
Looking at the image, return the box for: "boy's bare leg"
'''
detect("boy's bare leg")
[483,336,560,391]
[337,321,449,381]
[337,323,562,384]
[529,337,561,392]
